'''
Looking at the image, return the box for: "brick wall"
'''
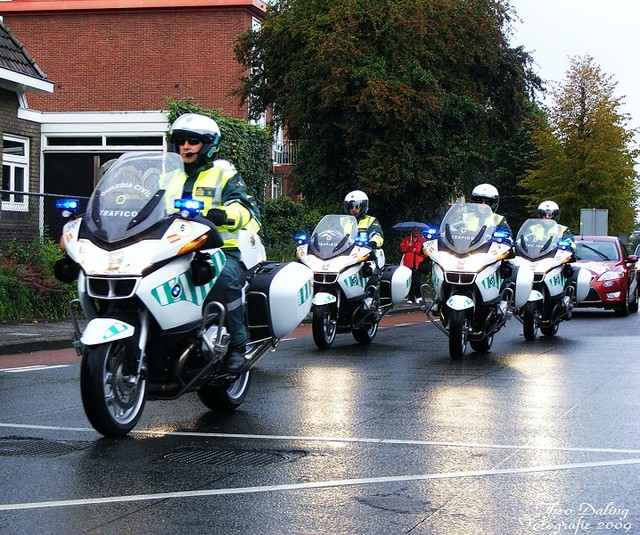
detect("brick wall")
[2,8,255,117]
[0,88,42,243]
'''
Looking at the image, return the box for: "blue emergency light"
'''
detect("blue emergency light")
[174,198,204,217]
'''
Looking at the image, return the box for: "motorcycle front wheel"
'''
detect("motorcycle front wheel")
[197,371,252,411]
[352,319,379,345]
[312,304,337,349]
[522,301,540,341]
[80,340,147,438]
[448,309,468,360]
[540,322,559,337]
[470,332,493,353]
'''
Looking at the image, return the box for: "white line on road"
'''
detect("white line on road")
[2,422,640,455]
[1,457,639,512]
[0,365,70,373]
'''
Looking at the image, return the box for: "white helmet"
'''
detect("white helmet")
[470,183,500,211]
[537,200,560,221]
[169,113,221,162]
[344,190,369,215]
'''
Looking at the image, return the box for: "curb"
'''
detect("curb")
[0,304,424,356]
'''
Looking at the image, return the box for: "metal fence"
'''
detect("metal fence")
[0,190,90,246]
[271,139,298,167]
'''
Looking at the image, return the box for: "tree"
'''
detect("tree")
[235,0,538,228]
[520,55,639,235]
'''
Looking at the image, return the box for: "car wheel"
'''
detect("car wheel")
[629,283,639,313]
[614,288,630,317]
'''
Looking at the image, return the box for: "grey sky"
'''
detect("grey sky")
[508,0,640,132]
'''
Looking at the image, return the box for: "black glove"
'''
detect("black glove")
[206,208,227,226]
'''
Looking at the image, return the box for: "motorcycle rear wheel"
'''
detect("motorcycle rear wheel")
[197,371,252,411]
[80,340,146,438]
[312,304,337,349]
[352,319,379,344]
[522,301,540,341]
[448,310,468,360]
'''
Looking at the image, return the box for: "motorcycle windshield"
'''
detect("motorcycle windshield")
[439,202,497,255]
[308,214,358,260]
[515,218,563,259]
[84,152,185,243]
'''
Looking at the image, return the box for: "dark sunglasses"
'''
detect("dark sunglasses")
[175,136,203,146]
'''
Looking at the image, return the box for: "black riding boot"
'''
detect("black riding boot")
[225,344,246,373]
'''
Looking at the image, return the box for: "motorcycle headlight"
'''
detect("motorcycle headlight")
[598,271,624,282]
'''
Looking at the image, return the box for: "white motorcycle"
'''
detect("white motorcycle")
[295,214,411,349]
[511,218,590,339]
[421,202,531,359]
[54,151,313,437]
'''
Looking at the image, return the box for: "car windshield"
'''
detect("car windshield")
[576,241,620,261]
[84,151,185,243]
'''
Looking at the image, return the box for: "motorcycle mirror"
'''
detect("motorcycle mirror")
[54,256,80,283]
[191,254,215,286]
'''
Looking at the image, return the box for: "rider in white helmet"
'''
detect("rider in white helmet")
[168,113,259,373]
[536,199,576,254]
[469,183,512,237]
[344,190,384,320]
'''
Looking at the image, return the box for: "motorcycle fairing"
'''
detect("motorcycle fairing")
[137,250,225,331]
[338,264,369,300]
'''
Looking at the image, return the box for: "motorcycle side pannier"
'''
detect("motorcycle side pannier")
[379,264,412,305]
[247,261,313,339]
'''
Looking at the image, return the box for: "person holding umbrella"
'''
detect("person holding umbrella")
[399,226,427,304]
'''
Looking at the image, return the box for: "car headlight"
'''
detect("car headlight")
[598,271,624,282]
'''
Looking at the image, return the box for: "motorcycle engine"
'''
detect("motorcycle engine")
[201,325,230,362]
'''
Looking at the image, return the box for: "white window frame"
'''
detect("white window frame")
[2,134,30,212]
[270,175,282,199]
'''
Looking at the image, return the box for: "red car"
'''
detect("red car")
[574,236,639,316]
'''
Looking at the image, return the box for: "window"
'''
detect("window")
[2,135,29,212]
[270,175,282,199]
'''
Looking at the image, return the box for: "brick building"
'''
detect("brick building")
[0,18,53,243]
[0,0,274,240]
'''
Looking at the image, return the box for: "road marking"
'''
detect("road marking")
[1,457,639,511]
[2,422,640,455]
[0,365,70,373]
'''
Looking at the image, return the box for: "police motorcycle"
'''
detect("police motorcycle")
[295,214,411,349]
[421,202,531,360]
[511,218,590,340]
[54,151,313,437]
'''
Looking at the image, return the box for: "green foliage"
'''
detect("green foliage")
[234,0,541,230]
[520,56,639,235]
[261,196,328,261]
[165,98,272,213]
[0,237,75,322]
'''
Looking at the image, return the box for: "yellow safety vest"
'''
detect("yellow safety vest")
[166,166,259,249]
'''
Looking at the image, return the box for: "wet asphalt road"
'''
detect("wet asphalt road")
[1,309,639,535]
